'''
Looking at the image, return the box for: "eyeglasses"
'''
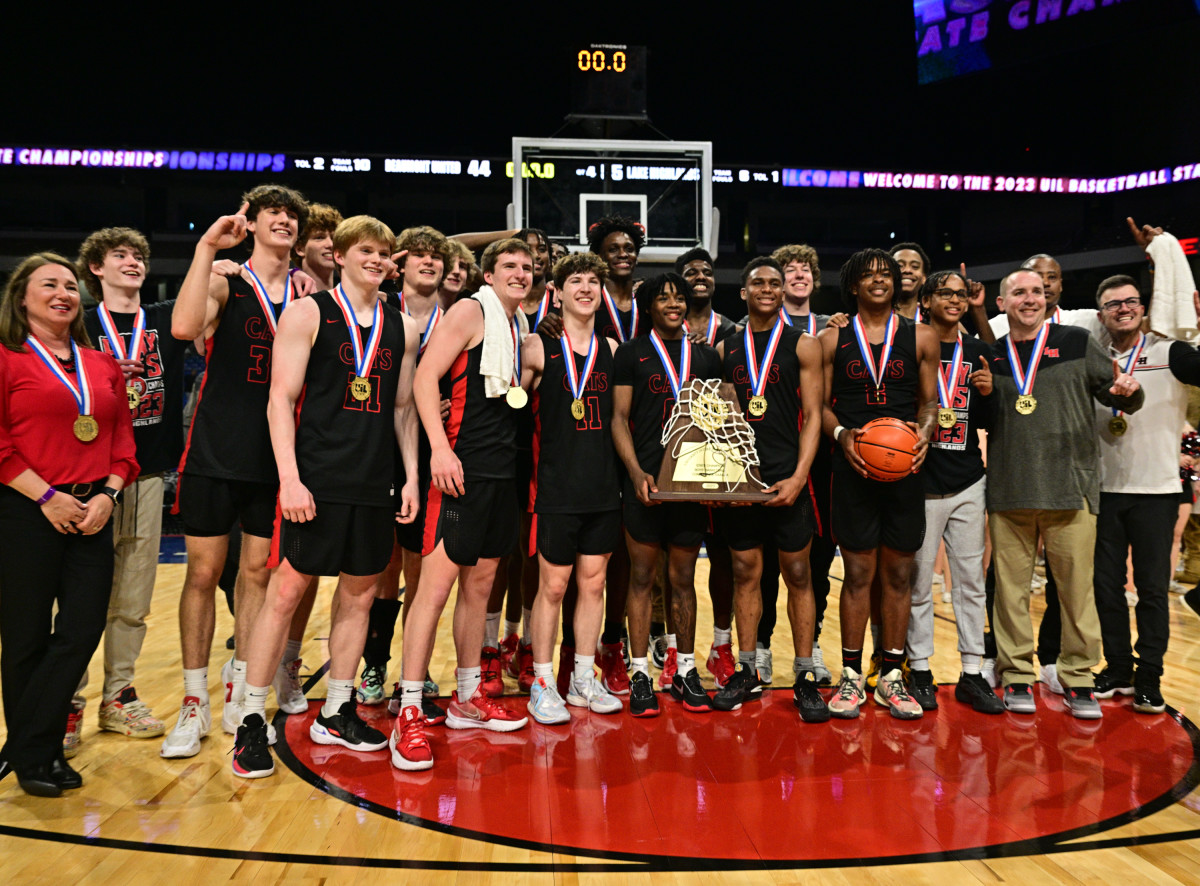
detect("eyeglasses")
[1100,297,1142,313]
[931,289,968,302]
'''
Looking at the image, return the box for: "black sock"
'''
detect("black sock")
[842,648,863,674]
[881,649,905,676]
[362,598,402,667]
[600,621,623,645]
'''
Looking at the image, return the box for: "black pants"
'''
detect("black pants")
[0,487,113,770]
[759,496,835,648]
[1093,492,1176,678]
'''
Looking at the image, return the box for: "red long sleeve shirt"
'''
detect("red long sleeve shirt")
[0,342,139,487]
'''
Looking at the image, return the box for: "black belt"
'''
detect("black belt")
[54,481,106,500]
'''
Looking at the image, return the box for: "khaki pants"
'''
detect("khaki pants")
[990,508,1100,688]
[76,475,164,703]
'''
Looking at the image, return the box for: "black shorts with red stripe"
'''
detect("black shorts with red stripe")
[422,478,518,566]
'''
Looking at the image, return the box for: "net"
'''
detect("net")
[660,379,768,493]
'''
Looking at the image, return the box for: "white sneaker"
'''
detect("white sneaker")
[160,696,211,758]
[1170,581,1189,595]
[527,677,571,724]
[811,643,832,685]
[1040,663,1064,696]
[567,672,622,714]
[1125,590,1138,607]
[222,701,277,744]
[941,587,953,604]
[1030,575,1046,594]
[980,657,998,689]
[273,657,308,714]
[755,643,774,685]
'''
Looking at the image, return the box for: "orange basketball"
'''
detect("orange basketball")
[854,417,918,482]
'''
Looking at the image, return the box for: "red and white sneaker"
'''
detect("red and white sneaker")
[598,641,631,696]
[706,643,736,689]
[517,642,535,693]
[446,687,529,732]
[500,633,520,678]
[658,646,678,690]
[390,705,433,771]
[480,647,504,698]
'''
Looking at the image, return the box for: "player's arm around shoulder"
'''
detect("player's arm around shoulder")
[269,296,320,522]
[522,331,545,391]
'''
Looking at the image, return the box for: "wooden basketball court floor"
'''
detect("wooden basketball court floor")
[4,555,1200,884]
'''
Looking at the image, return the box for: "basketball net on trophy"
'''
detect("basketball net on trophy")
[650,378,774,503]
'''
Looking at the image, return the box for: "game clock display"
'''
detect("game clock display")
[569,44,647,121]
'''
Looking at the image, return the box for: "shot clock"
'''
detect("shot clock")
[569,44,647,121]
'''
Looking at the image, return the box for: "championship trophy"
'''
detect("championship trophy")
[649,378,775,503]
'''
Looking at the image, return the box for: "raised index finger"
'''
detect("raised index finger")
[235,201,249,217]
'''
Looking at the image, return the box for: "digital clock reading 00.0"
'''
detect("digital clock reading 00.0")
[577,49,627,72]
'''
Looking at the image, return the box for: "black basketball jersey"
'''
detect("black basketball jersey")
[597,293,643,345]
[613,334,722,477]
[830,315,921,429]
[531,331,620,513]
[441,337,517,481]
[294,291,404,506]
[179,275,282,483]
[723,323,804,485]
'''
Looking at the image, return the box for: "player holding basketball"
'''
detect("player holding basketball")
[711,258,827,722]
[520,251,623,723]
[819,248,940,720]
[231,216,420,778]
[611,273,723,717]
[389,238,534,771]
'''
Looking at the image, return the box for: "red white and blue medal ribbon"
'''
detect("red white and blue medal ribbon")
[744,318,783,416]
[779,309,816,335]
[851,312,897,392]
[96,305,146,363]
[1048,307,1061,324]
[332,285,383,400]
[535,288,553,327]
[27,335,97,440]
[243,259,292,336]
[1110,333,1145,430]
[562,331,597,420]
[1005,322,1050,414]
[935,332,964,428]
[418,304,441,354]
[649,329,691,399]
[602,286,637,343]
[681,311,719,345]
[506,316,527,408]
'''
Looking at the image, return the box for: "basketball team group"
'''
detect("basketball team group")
[2,180,1196,797]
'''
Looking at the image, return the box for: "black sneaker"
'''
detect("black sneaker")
[954,672,1003,714]
[671,669,714,713]
[1183,586,1200,618]
[1132,674,1165,714]
[629,671,660,718]
[421,697,447,725]
[1093,669,1134,699]
[309,701,388,751]
[231,713,274,778]
[792,671,830,723]
[1003,683,1036,713]
[713,663,763,711]
[907,668,939,711]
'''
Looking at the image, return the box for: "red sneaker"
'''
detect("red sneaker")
[517,642,535,693]
[556,643,575,697]
[480,647,504,698]
[706,643,736,688]
[598,641,631,696]
[658,646,678,690]
[500,633,520,678]
[389,705,433,771]
[446,687,529,732]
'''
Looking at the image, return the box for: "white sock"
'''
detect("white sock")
[283,639,302,663]
[738,650,755,668]
[503,619,520,640]
[909,657,930,671]
[630,657,650,678]
[323,678,354,718]
[231,658,247,701]
[533,661,554,680]
[242,684,269,721]
[183,667,208,703]
[666,633,677,651]
[484,612,501,649]
[400,680,423,713]
[574,654,595,683]
[713,626,732,647]
[521,607,533,645]
[678,653,695,676]
[961,654,982,675]
[457,666,482,700]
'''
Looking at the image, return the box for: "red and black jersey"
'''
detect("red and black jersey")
[179,275,281,483]
[723,324,804,485]
[597,300,643,345]
[613,334,722,477]
[531,331,619,514]
[294,291,404,507]
[440,340,517,482]
[830,316,920,430]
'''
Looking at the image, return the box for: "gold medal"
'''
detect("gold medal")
[126,385,141,411]
[1015,395,1037,415]
[1109,415,1128,437]
[571,398,585,420]
[748,395,767,417]
[937,407,956,429]
[350,376,372,401]
[73,414,99,442]
[506,386,528,409]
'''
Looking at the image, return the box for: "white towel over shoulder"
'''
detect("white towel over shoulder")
[1147,231,1198,342]
[474,285,529,398]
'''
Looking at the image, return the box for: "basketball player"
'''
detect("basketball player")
[520,251,622,723]
[439,239,474,304]
[161,185,309,758]
[231,216,420,778]
[711,258,827,722]
[676,248,737,346]
[889,242,929,321]
[611,273,723,716]
[73,228,188,745]
[907,270,1003,714]
[389,238,534,771]
[293,204,343,291]
[819,248,939,720]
